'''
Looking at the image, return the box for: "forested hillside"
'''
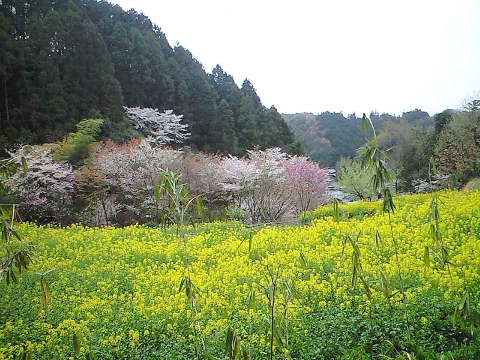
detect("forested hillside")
[0,0,299,154]
[283,109,433,167]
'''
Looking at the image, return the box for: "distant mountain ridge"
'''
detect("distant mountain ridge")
[283,109,433,167]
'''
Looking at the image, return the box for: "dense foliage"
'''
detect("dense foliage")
[285,105,480,192]
[283,109,432,168]
[3,146,76,223]
[0,0,299,155]
[1,140,326,226]
[336,157,379,201]
[216,149,329,222]
[1,191,479,359]
[283,112,369,167]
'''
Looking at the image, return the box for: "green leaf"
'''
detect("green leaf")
[361,114,371,133]
[21,156,28,171]
[195,196,205,217]
[379,271,391,299]
[272,323,284,347]
[423,246,430,270]
[374,230,382,250]
[332,199,340,222]
[248,232,253,253]
[299,251,307,267]
[226,328,235,357]
[73,333,81,356]
[40,277,51,310]
[19,349,32,360]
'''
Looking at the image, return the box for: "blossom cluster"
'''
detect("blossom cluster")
[3,146,75,223]
[124,107,190,145]
[2,141,329,225]
[216,148,329,221]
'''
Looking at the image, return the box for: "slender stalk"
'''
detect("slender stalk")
[387,212,404,295]
[270,280,276,360]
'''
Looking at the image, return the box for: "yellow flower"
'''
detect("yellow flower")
[1,190,479,357]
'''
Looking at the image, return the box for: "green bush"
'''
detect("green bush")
[54,118,104,167]
[463,178,480,192]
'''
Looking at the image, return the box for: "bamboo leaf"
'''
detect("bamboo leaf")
[73,333,81,356]
[374,230,382,250]
[361,113,371,133]
[360,276,372,301]
[273,324,284,347]
[226,328,234,357]
[379,271,391,299]
[40,277,51,310]
[333,199,340,222]
[233,337,241,359]
[423,246,430,270]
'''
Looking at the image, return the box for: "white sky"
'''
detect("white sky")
[111,0,480,116]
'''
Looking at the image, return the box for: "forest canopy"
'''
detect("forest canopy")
[0,0,300,155]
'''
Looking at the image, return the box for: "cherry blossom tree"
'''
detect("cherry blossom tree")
[124,107,190,145]
[1,140,330,225]
[92,139,183,225]
[217,148,287,222]
[180,153,224,203]
[283,156,329,214]
[3,145,76,224]
[217,148,329,222]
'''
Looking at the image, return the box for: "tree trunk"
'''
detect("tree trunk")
[4,77,9,124]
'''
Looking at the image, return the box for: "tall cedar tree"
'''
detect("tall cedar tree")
[0,0,298,156]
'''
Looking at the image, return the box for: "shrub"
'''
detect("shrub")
[54,118,104,168]
[463,178,480,192]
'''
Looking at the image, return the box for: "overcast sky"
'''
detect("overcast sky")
[111,0,479,116]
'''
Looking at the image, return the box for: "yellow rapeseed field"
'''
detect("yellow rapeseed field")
[1,191,479,359]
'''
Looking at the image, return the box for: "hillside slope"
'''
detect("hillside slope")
[0,0,299,154]
[283,109,433,166]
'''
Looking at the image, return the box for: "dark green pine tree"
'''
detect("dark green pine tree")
[0,0,125,146]
[240,79,262,106]
[216,99,239,154]
[22,7,69,141]
[82,2,176,109]
[237,79,264,150]
[210,65,243,118]
[210,65,243,153]
[0,8,18,147]
[0,0,300,154]
[55,1,123,127]
[172,46,219,152]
